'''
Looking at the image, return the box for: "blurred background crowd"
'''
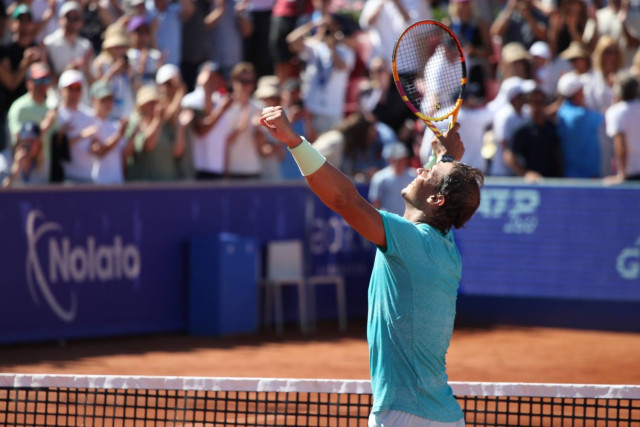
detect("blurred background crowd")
[1,0,640,199]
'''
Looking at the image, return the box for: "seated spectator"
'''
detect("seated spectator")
[368,142,416,216]
[359,56,413,136]
[56,69,97,183]
[182,61,231,180]
[490,0,548,49]
[224,62,265,179]
[313,112,383,182]
[127,15,163,88]
[1,121,44,186]
[44,1,94,106]
[287,14,356,134]
[92,28,135,120]
[126,84,188,181]
[555,72,604,178]
[86,80,133,184]
[604,74,640,183]
[504,86,563,181]
[7,62,57,183]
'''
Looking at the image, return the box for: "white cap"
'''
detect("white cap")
[58,69,84,88]
[529,41,551,60]
[156,64,180,85]
[59,1,82,17]
[557,73,583,97]
[382,142,409,160]
[521,79,538,94]
[502,77,524,101]
[181,89,205,111]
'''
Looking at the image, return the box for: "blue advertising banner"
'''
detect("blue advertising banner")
[456,182,640,302]
[0,183,311,343]
[1,180,639,343]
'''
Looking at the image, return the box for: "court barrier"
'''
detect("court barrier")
[1,179,639,343]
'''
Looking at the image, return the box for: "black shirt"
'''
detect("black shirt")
[510,119,563,177]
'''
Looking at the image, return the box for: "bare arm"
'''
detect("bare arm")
[261,106,387,247]
[204,0,225,30]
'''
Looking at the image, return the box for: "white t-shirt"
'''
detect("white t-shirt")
[58,105,97,182]
[225,100,262,175]
[44,30,93,76]
[182,89,228,174]
[359,0,432,67]
[301,39,355,119]
[91,117,127,184]
[605,100,640,177]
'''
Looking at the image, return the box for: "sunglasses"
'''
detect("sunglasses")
[66,84,83,92]
[17,14,33,22]
[65,14,82,22]
[32,77,51,85]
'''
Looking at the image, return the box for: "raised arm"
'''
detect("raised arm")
[261,107,387,247]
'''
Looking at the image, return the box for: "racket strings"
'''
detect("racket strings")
[395,24,464,120]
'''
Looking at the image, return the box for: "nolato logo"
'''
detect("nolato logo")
[617,236,640,280]
[25,210,141,322]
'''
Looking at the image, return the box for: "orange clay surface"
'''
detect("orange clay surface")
[1,320,639,385]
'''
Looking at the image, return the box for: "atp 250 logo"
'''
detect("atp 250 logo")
[25,210,141,322]
[476,188,540,234]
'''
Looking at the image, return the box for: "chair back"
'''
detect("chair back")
[266,240,305,281]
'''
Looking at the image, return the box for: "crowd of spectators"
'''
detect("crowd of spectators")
[1,0,640,190]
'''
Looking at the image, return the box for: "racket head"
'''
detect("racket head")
[391,20,467,129]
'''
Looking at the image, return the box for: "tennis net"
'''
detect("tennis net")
[1,374,639,426]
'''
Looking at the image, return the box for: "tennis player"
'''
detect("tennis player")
[261,106,483,427]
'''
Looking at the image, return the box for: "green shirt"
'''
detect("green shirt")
[126,114,180,182]
[7,93,55,184]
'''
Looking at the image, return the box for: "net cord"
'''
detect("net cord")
[2,375,640,400]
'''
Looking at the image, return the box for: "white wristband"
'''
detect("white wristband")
[288,137,326,176]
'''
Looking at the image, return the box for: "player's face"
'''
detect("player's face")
[401,162,454,208]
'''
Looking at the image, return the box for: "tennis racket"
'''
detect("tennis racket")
[391,20,467,139]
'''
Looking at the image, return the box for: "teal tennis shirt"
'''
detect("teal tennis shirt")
[368,211,464,422]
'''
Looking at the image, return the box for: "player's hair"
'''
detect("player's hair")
[437,163,484,230]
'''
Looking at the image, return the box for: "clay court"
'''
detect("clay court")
[2,320,639,386]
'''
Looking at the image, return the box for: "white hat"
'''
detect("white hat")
[156,64,180,85]
[181,89,205,111]
[382,142,409,160]
[59,1,82,18]
[58,69,83,88]
[503,77,524,101]
[521,79,538,94]
[529,41,551,60]
[557,73,583,97]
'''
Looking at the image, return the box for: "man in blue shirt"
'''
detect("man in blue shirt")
[261,106,483,426]
[556,73,604,178]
